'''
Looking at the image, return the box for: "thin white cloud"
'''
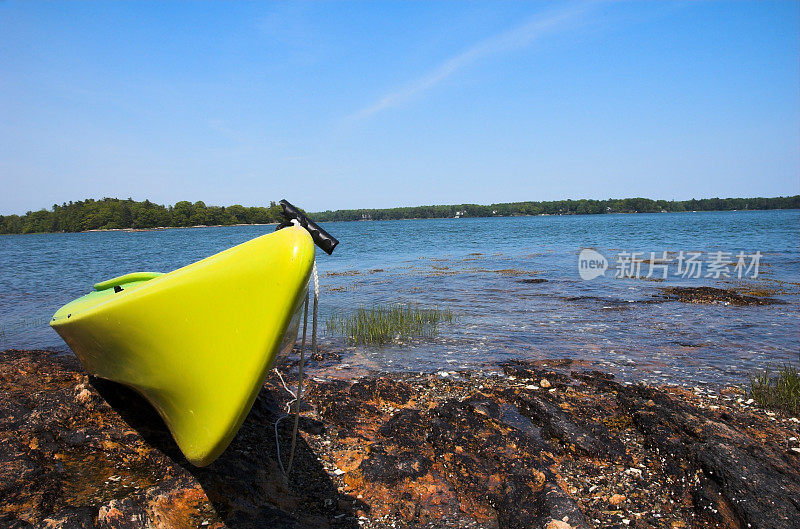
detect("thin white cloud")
[346,2,594,123]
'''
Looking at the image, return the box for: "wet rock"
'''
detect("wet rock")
[659,286,780,306]
[572,370,618,392]
[501,360,573,387]
[517,278,548,284]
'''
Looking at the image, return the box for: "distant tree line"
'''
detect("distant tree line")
[311,196,800,222]
[0,198,284,234]
[1,195,798,234]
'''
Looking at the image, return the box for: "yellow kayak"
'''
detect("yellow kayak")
[51,224,315,466]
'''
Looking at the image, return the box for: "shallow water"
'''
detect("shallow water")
[1,210,798,386]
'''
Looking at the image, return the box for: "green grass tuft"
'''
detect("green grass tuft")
[325,304,454,345]
[749,352,800,416]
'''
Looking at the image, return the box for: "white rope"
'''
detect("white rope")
[274,260,319,476]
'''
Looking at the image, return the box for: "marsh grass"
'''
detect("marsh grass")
[325,304,455,345]
[749,353,800,415]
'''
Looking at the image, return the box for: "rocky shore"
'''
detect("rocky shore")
[1,349,799,529]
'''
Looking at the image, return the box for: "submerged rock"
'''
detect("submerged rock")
[1,349,798,528]
[659,286,780,305]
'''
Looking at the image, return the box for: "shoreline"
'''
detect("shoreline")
[1,348,798,528]
[313,207,800,224]
[86,223,277,233]
[0,222,278,236]
[2,208,799,236]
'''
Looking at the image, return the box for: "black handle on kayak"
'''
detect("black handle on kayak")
[278,199,339,255]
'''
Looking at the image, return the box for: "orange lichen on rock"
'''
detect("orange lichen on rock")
[2,349,799,528]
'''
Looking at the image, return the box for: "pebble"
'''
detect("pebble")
[76,388,93,405]
[540,378,551,388]
[525,385,540,390]
[791,448,800,454]
[333,469,345,475]
[545,521,574,529]
[609,494,626,506]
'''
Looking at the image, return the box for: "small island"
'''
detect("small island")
[1,195,798,234]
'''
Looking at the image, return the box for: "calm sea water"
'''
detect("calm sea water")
[1,210,798,386]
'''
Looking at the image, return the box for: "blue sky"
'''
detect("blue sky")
[1,1,798,214]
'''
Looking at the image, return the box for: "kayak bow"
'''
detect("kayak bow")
[51,224,315,466]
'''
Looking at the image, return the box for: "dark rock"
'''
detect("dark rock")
[529,477,590,529]
[60,429,88,447]
[0,350,360,529]
[0,514,33,528]
[35,507,95,528]
[349,377,413,406]
[618,384,800,529]
[4,350,798,529]
[514,393,627,460]
[359,447,431,484]
[377,409,427,450]
[660,286,781,306]
[224,505,300,529]
[501,360,573,387]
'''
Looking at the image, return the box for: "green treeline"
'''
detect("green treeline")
[312,195,800,222]
[1,195,798,234]
[0,198,284,234]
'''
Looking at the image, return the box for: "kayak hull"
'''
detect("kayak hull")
[50,226,315,466]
